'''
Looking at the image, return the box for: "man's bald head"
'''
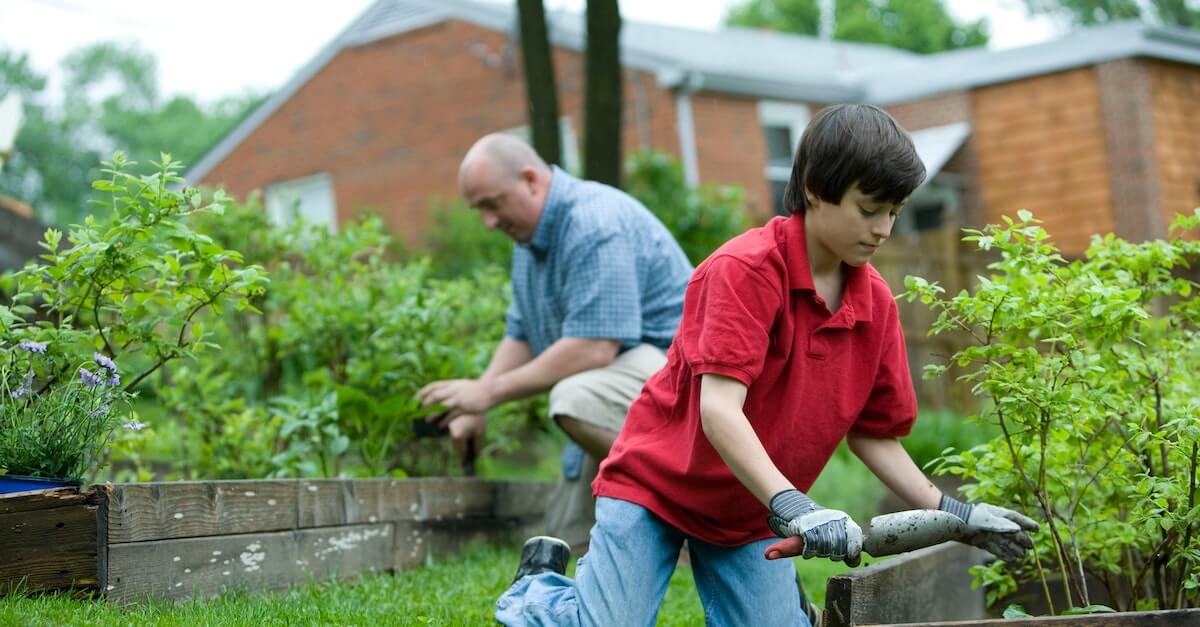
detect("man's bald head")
[459,133,550,186]
[457,134,554,243]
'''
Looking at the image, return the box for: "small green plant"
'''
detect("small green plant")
[0,153,265,481]
[905,209,1200,613]
[0,342,133,481]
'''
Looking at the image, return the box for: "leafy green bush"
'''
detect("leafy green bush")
[903,408,998,471]
[905,210,1200,613]
[424,196,512,278]
[625,150,749,265]
[0,153,265,481]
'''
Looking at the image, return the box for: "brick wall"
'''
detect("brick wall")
[972,67,1114,255]
[885,92,983,228]
[201,20,685,248]
[1096,58,1164,242]
[1147,59,1200,233]
[690,92,771,218]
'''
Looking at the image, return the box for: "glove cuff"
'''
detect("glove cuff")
[939,494,972,522]
[769,489,819,520]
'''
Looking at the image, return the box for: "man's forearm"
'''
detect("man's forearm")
[487,337,619,405]
[480,337,534,381]
[846,433,940,509]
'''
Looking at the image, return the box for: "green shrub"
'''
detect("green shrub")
[625,150,750,265]
[906,210,1200,613]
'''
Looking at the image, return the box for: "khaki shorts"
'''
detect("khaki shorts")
[543,344,667,548]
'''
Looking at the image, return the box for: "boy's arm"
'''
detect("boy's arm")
[698,373,791,504]
[848,432,1040,561]
[845,433,940,509]
[700,374,862,565]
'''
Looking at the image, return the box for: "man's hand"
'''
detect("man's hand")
[438,413,485,466]
[939,495,1038,562]
[416,379,497,419]
[765,489,863,566]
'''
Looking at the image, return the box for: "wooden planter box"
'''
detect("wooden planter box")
[1,478,550,603]
[824,542,1200,626]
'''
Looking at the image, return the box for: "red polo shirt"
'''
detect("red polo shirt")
[593,213,916,546]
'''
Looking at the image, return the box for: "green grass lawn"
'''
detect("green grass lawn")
[1,541,853,626]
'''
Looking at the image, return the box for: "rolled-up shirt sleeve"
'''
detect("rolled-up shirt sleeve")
[504,302,527,342]
[678,256,782,386]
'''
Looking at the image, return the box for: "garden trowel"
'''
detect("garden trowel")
[765,509,968,560]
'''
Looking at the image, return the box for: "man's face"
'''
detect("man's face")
[459,162,544,243]
[805,183,905,267]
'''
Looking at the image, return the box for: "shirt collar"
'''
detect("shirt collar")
[526,165,571,257]
[781,213,875,324]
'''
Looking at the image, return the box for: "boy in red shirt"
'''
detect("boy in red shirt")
[497,104,1037,627]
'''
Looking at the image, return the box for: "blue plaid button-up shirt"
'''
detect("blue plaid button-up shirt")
[504,167,693,356]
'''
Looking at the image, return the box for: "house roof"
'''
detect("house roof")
[185,0,1200,184]
[862,20,1200,104]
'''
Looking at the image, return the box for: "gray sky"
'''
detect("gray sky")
[2,0,1061,103]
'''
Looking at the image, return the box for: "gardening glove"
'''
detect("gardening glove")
[939,494,1039,563]
[767,489,863,567]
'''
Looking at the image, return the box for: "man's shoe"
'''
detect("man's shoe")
[512,536,571,584]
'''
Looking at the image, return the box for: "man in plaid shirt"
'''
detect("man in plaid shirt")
[418,133,694,549]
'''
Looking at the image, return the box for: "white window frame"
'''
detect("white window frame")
[264,172,337,233]
[758,101,811,182]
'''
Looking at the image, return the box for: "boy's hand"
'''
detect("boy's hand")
[939,495,1038,562]
[766,489,863,566]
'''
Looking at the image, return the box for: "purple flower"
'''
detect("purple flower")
[89,404,110,417]
[108,373,121,387]
[122,420,146,431]
[79,368,103,388]
[9,373,33,399]
[93,352,118,373]
[19,341,47,353]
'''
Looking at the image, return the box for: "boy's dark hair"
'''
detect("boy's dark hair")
[784,104,926,214]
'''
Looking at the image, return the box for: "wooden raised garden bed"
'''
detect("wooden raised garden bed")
[824,542,1200,626]
[1,478,550,603]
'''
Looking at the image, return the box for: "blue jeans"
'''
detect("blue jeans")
[496,497,810,626]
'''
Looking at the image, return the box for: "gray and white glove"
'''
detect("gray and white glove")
[939,494,1039,562]
[767,489,863,567]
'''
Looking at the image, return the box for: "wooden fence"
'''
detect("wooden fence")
[871,226,994,413]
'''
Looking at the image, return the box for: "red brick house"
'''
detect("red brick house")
[187,0,1200,257]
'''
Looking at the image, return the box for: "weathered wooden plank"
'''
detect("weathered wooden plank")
[296,479,422,527]
[107,481,299,543]
[392,517,543,572]
[493,481,554,520]
[825,542,989,627]
[877,608,1200,626]
[0,486,95,514]
[0,496,99,592]
[416,478,499,522]
[105,523,394,604]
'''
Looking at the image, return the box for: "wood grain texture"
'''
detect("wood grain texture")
[108,481,299,543]
[0,488,102,593]
[106,523,393,604]
[873,608,1200,626]
[825,542,989,627]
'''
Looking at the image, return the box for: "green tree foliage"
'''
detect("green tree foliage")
[906,210,1200,612]
[1022,0,1200,28]
[0,43,263,227]
[726,0,989,53]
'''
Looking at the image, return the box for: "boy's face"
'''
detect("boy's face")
[805,183,905,268]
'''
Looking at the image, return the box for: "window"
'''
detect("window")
[264,173,337,232]
[758,101,810,215]
[503,117,581,174]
